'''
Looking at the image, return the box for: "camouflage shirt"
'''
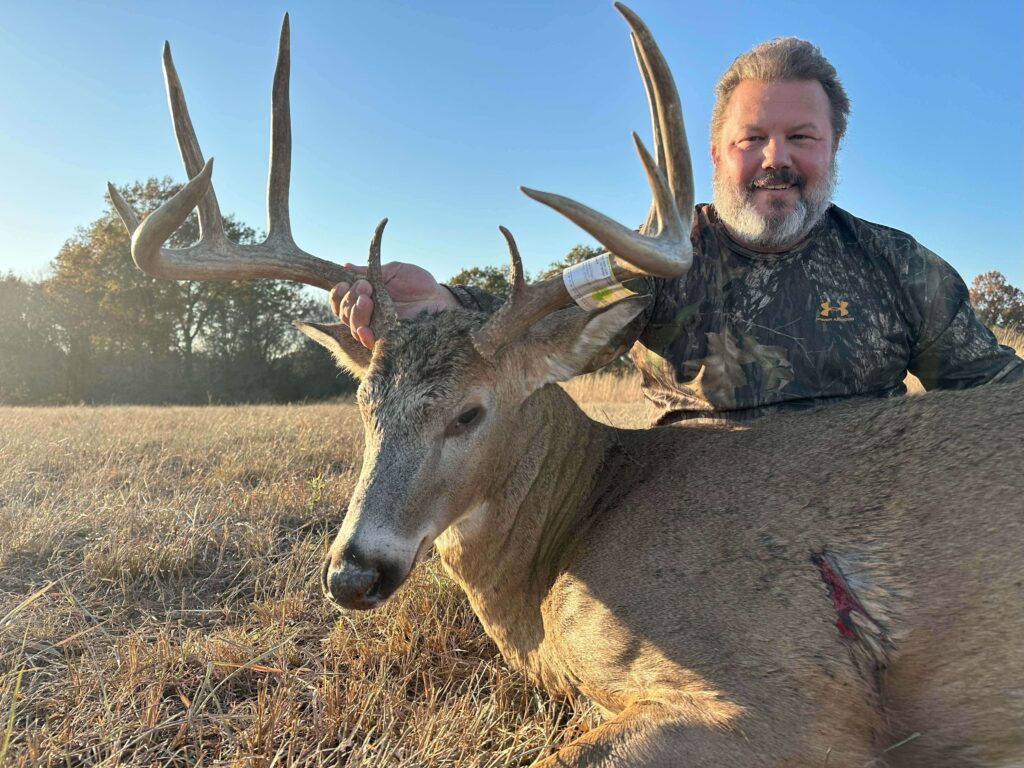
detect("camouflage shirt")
[450,204,1022,423]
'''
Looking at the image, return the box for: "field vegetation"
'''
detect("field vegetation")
[1,327,1019,766]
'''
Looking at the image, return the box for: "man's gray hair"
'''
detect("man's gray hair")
[710,37,850,149]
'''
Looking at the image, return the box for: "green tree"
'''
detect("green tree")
[449,244,606,296]
[0,274,65,404]
[43,177,349,403]
[447,265,517,299]
[970,271,1024,330]
[536,244,605,281]
[45,177,244,400]
[202,281,328,401]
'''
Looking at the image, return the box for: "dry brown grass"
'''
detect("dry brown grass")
[560,370,651,428]
[0,405,600,766]
[994,325,1024,357]
[3,332,1020,765]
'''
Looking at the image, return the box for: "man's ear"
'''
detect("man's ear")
[293,320,371,379]
[496,296,651,397]
[710,142,720,169]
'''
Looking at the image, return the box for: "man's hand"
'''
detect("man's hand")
[330,262,459,349]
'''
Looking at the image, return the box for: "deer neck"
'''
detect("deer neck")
[434,384,612,673]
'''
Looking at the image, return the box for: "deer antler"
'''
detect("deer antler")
[106,14,398,341]
[474,2,693,358]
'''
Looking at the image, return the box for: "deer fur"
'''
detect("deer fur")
[299,301,1024,767]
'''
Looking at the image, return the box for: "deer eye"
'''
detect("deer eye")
[445,406,482,437]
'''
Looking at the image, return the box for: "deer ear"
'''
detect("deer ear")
[293,320,372,379]
[499,295,651,394]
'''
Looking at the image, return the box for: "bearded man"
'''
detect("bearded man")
[329,37,1022,424]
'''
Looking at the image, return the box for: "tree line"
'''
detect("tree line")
[1,179,354,405]
[0,181,606,406]
[2,179,1020,406]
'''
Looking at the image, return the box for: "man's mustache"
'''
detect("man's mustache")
[749,170,805,190]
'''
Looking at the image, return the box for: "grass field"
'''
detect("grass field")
[0,404,610,766]
[1,328,1020,766]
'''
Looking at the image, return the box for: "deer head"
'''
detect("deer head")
[302,231,655,609]
[109,5,693,609]
[300,3,696,609]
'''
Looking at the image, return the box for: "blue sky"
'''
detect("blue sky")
[2,0,1021,289]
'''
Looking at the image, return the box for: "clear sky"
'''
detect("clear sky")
[2,0,1021,288]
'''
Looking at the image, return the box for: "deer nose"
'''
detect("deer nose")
[322,546,401,610]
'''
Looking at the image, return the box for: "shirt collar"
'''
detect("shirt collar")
[703,204,833,263]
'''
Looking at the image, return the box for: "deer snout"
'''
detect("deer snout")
[322,545,405,610]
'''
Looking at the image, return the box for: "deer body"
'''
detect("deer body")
[111,5,1023,764]
[427,371,1023,766]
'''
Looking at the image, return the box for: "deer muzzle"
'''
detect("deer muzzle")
[322,544,407,610]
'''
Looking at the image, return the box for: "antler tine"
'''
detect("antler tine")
[107,182,141,235]
[108,15,374,298]
[499,225,529,297]
[520,2,692,281]
[366,218,399,338]
[472,227,572,359]
[619,3,694,236]
[163,39,225,239]
[522,127,685,279]
[631,32,663,236]
[266,13,293,246]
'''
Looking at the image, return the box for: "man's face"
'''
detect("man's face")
[711,79,836,250]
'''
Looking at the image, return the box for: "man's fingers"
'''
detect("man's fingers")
[329,270,379,351]
[352,293,374,333]
[338,291,356,329]
[338,291,375,343]
[329,282,351,318]
[355,326,376,349]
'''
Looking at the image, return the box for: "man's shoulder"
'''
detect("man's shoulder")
[825,205,920,249]
[823,205,934,276]
[827,206,961,294]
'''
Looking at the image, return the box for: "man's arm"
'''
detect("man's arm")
[904,245,1023,389]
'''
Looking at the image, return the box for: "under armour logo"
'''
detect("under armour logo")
[818,300,853,322]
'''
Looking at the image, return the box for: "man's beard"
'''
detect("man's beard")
[713,161,837,250]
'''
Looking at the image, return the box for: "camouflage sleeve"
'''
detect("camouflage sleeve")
[904,245,1023,389]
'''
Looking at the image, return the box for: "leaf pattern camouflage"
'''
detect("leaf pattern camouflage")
[450,204,1022,424]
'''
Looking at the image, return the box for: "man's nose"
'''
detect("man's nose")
[762,138,791,169]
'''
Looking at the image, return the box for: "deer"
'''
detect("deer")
[109,6,1024,766]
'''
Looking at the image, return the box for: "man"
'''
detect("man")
[330,37,1022,423]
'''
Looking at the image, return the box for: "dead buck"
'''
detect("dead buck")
[110,6,1024,766]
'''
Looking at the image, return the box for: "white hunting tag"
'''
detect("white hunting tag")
[562,254,636,310]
